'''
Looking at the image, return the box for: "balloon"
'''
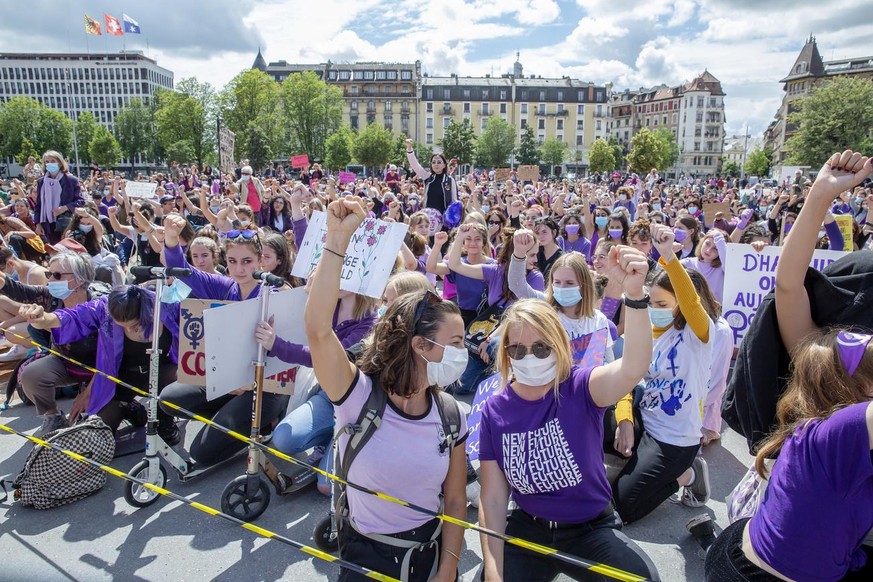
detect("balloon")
[443,201,463,228]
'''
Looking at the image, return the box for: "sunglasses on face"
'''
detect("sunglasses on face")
[506,342,553,360]
[226,230,258,240]
[49,271,73,280]
[488,221,502,226]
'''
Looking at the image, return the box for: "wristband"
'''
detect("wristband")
[623,293,651,310]
[512,254,525,261]
[323,247,345,259]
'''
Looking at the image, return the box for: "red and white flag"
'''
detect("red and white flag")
[104,14,123,36]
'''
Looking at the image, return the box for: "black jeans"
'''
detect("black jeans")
[502,506,660,582]
[158,382,289,466]
[338,518,445,582]
[612,432,699,524]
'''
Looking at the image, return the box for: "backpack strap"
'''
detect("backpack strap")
[336,373,388,494]
[433,389,462,455]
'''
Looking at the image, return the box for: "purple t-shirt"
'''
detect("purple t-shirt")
[447,257,495,310]
[478,366,612,522]
[749,402,873,580]
[557,235,591,257]
[480,262,544,307]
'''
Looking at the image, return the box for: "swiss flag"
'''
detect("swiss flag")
[104,14,123,36]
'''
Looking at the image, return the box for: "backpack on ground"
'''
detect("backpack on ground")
[12,415,115,509]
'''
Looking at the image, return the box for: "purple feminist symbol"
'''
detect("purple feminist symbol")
[836,330,873,377]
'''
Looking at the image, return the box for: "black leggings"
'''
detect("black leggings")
[612,432,699,524]
[338,518,444,582]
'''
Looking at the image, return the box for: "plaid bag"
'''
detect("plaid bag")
[12,416,115,509]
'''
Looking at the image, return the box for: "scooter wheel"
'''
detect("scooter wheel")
[313,515,339,553]
[221,474,271,522]
[124,459,167,508]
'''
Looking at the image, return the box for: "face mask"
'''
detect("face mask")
[608,228,623,239]
[652,204,661,211]
[45,163,59,174]
[78,224,93,234]
[240,174,250,182]
[784,222,793,234]
[9,271,19,282]
[511,352,558,386]
[688,206,698,214]
[619,194,628,201]
[481,205,490,213]
[673,228,687,242]
[420,339,469,388]
[47,280,74,300]
[648,306,675,328]
[239,220,251,228]
[210,205,221,214]
[103,190,110,197]
[377,305,387,318]
[161,279,192,304]
[564,224,580,236]
[552,285,582,307]
[595,216,608,229]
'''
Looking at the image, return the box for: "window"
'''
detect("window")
[520,90,528,100]
[482,90,488,100]
[385,101,392,112]
[363,71,374,80]
[443,117,450,128]
[556,119,564,130]
[576,135,584,146]
[444,89,450,100]
[538,103,545,115]
[339,70,351,80]
[463,89,470,99]
[387,71,397,80]
[463,102,470,113]
[557,104,564,113]
[401,71,412,80]
[426,89,433,100]
[539,91,545,101]
[426,117,433,128]
[538,133,545,143]
[384,85,391,94]
[521,103,528,114]
[350,86,359,95]
[557,91,563,101]
[426,102,433,112]
[350,101,358,110]
[596,104,602,116]
[694,141,700,151]
[672,113,677,124]
[521,119,528,129]
[426,133,433,144]
[328,71,337,80]
[697,96,704,107]
[481,103,490,114]
[577,104,584,115]
[481,118,488,130]
[500,103,507,114]
[556,134,563,142]
[596,120,601,130]
[576,119,584,130]
[376,70,386,80]
[353,71,364,80]
[538,119,545,130]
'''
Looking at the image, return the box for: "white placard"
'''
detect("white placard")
[125,181,157,199]
[204,288,309,400]
[722,243,846,348]
[291,211,408,299]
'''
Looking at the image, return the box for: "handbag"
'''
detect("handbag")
[464,297,504,356]
[725,459,773,523]
[53,210,72,233]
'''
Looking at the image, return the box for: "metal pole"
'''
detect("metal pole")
[66,68,81,178]
[740,125,749,182]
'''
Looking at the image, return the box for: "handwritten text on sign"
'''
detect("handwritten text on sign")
[465,373,502,461]
[291,154,310,169]
[337,171,356,184]
[290,211,408,299]
[124,181,157,199]
[722,243,846,348]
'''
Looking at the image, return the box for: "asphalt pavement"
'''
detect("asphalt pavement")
[0,386,754,581]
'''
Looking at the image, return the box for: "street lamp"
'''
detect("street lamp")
[64,68,81,178]
[740,124,751,182]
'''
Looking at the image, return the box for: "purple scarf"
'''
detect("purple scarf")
[40,174,63,223]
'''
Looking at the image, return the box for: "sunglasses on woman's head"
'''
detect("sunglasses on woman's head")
[412,289,442,331]
[505,342,553,360]
[226,230,258,240]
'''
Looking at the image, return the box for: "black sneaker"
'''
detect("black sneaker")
[687,514,717,553]
[157,421,181,447]
[122,400,148,427]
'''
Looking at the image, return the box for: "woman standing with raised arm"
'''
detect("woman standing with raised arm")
[405,138,457,221]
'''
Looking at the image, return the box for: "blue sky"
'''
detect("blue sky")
[2,0,871,138]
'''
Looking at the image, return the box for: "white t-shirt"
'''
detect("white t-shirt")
[557,310,614,368]
[334,371,468,535]
[639,320,714,447]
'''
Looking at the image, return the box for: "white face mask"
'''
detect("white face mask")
[241,174,251,182]
[511,352,558,386]
[239,220,251,228]
[420,338,468,388]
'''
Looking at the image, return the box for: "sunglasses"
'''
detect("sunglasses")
[505,342,553,360]
[488,221,502,226]
[49,271,73,280]
[226,229,258,240]
[412,289,442,332]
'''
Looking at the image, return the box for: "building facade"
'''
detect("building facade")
[764,36,873,176]
[252,51,421,142]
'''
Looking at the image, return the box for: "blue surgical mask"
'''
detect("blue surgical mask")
[481,205,490,213]
[78,224,93,234]
[552,286,582,307]
[595,216,608,229]
[45,162,60,174]
[648,306,675,328]
[161,279,192,304]
[652,204,661,211]
[688,205,698,214]
[47,280,74,300]
[377,305,387,318]
[209,205,221,214]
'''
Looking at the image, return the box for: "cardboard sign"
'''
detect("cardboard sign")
[722,244,847,348]
[703,202,731,226]
[203,289,308,400]
[465,373,502,461]
[178,299,231,385]
[291,154,310,169]
[834,214,854,251]
[338,171,356,184]
[219,125,236,175]
[494,168,511,183]
[290,211,408,298]
[125,181,157,199]
[517,165,539,182]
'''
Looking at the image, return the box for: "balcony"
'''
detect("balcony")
[440,106,454,115]
[479,109,493,116]
[547,109,570,117]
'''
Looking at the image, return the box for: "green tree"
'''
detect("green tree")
[114,98,154,173]
[652,129,680,170]
[744,147,773,177]
[722,160,740,177]
[588,138,616,174]
[218,69,281,161]
[540,138,569,175]
[74,112,99,165]
[516,126,539,166]
[439,119,476,166]
[324,125,355,171]
[352,123,394,174]
[475,117,516,168]
[154,77,216,167]
[786,76,873,167]
[15,137,39,167]
[391,134,433,168]
[0,97,72,163]
[280,71,344,161]
[89,125,122,168]
[164,140,195,167]
[245,121,273,170]
[626,129,664,173]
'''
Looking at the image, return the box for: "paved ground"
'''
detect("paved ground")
[0,373,754,582]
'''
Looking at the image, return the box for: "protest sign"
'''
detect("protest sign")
[517,165,539,182]
[218,125,236,174]
[703,202,730,225]
[291,154,310,169]
[338,171,356,184]
[124,181,157,199]
[834,214,854,251]
[722,244,847,348]
[203,288,307,400]
[178,299,230,384]
[465,373,502,461]
[494,168,511,182]
[291,211,408,298]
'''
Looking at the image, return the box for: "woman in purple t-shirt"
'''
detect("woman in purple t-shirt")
[478,247,660,582]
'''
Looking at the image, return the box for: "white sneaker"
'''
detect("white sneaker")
[681,456,711,508]
[466,480,480,508]
[0,344,28,362]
